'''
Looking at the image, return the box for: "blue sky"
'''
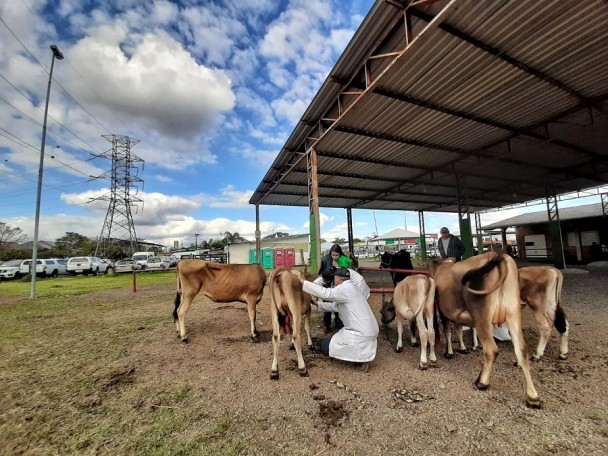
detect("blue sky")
[0,0,605,248]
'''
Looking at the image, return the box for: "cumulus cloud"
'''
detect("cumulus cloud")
[66,27,236,139]
[303,211,333,229]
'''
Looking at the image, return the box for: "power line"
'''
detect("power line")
[0,73,103,154]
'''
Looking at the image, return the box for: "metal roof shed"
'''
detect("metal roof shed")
[250,0,608,270]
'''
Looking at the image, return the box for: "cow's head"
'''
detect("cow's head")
[380,296,396,325]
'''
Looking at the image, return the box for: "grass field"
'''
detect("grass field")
[0,270,176,299]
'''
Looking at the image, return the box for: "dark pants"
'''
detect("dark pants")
[320,334,333,355]
[323,312,343,330]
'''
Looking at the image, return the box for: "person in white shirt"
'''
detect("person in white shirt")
[300,267,379,372]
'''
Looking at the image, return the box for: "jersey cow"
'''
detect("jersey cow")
[269,268,313,380]
[519,266,568,361]
[380,274,437,370]
[173,260,267,343]
[428,252,541,408]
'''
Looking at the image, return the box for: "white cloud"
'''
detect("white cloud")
[303,211,333,229]
[66,26,236,139]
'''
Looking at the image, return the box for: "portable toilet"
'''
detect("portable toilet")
[285,247,296,267]
[274,248,285,268]
[248,248,257,264]
[262,248,274,269]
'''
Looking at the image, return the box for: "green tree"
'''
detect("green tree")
[222,231,245,245]
[54,232,96,257]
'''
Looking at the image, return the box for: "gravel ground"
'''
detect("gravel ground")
[124,263,608,455]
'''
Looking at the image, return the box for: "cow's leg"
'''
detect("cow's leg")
[471,327,480,350]
[247,296,260,342]
[290,312,308,377]
[425,307,437,366]
[531,310,552,361]
[416,312,429,370]
[444,321,454,358]
[395,314,404,353]
[455,325,469,354]
[270,307,281,380]
[554,303,569,360]
[176,292,196,343]
[303,310,314,351]
[474,323,499,390]
[505,312,541,408]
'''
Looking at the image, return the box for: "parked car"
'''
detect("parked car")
[20,259,67,278]
[100,259,114,273]
[146,257,170,270]
[114,259,143,273]
[67,256,108,275]
[0,259,27,280]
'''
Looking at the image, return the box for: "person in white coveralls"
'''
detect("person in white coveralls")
[300,267,379,372]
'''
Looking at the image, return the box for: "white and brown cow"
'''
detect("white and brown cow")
[173,260,266,343]
[380,274,437,370]
[269,268,314,380]
[428,252,541,408]
[519,266,568,361]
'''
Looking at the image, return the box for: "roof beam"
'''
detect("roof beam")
[373,88,604,161]
[409,8,590,104]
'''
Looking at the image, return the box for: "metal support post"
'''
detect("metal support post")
[546,189,566,269]
[474,212,483,255]
[255,204,261,265]
[418,211,427,260]
[455,173,474,259]
[347,208,354,253]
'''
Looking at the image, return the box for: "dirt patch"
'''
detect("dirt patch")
[318,400,348,427]
[99,367,136,392]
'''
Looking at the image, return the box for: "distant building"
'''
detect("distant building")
[483,203,607,264]
[224,234,310,266]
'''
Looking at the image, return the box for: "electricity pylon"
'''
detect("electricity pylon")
[93,135,144,258]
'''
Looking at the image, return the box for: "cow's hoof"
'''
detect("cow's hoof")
[559,353,568,360]
[308,344,315,352]
[429,359,438,368]
[395,346,403,353]
[531,355,542,362]
[298,367,309,377]
[419,363,428,371]
[270,370,279,380]
[474,379,490,390]
[180,337,188,344]
[445,352,454,359]
[457,348,469,354]
[251,335,261,343]
[526,396,542,409]
[410,341,420,348]
[289,343,295,351]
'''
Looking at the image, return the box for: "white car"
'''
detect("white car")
[146,257,170,270]
[114,259,144,273]
[20,259,67,278]
[67,256,108,275]
[0,259,27,280]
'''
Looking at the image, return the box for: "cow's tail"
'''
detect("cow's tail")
[461,254,506,295]
[553,271,568,334]
[174,263,182,322]
[271,270,291,334]
[173,293,181,322]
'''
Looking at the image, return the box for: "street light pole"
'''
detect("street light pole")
[194,233,200,250]
[30,44,64,300]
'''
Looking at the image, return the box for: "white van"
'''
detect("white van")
[132,252,155,268]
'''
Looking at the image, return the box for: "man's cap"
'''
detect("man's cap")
[337,255,353,268]
[334,268,351,279]
[440,227,450,234]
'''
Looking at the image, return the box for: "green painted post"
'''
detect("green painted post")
[459,217,474,260]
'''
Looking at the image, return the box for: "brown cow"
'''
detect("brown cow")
[428,252,541,408]
[380,274,437,370]
[269,268,313,379]
[173,260,266,343]
[519,266,568,361]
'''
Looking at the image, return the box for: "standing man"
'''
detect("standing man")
[299,268,379,372]
[437,227,466,261]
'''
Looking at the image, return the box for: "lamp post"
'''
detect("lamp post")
[30,44,64,300]
[194,233,200,250]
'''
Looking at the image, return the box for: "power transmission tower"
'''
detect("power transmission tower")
[93,135,144,258]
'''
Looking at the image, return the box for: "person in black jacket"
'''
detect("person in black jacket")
[318,244,344,335]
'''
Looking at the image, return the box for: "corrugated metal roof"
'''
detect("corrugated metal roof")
[251,0,608,213]
[482,203,605,230]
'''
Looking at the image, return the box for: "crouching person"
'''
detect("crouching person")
[298,267,379,372]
